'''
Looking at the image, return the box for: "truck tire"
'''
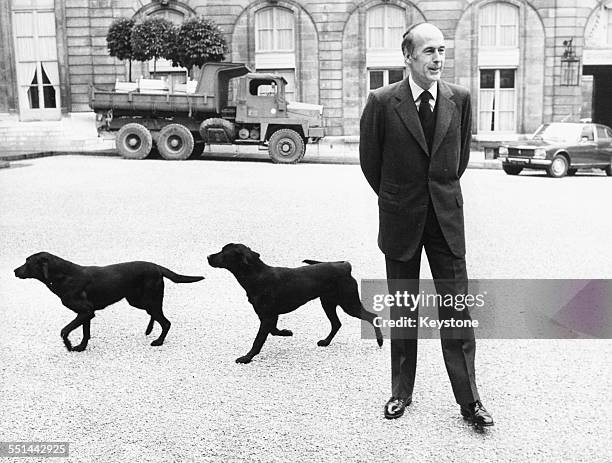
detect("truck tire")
[158,124,194,160]
[116,123,153,160]
[199,118,235,143]
[268,129,305,164]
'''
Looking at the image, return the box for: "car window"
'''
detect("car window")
[581,125,594,141]
[596,126,608,141]
[607,128,612,139]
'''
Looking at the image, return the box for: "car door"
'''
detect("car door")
[572,124,597,165]
[594,125,612,166]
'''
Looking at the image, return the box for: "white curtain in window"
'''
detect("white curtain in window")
[256,8,293,51]
[607,8,612,44]
[498,89,515,130]
[368,6,385,48]
[368,5,404,49]
[498,4,518,47]
[480,3,517,47]
[479,89,495,131]
[386,6,405,48]
[37,12,57,60]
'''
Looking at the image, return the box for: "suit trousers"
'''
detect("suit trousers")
[386,201,479,405]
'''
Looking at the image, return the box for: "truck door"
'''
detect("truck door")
[243,78,286,119]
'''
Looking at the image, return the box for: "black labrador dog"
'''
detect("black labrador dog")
[14,252,204,351]
[207,243,383,363]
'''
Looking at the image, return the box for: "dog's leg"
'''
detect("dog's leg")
[60,313,93,352]
[318,297,342,346]
[145,316,154,336]
[72,316,94,352]
[339,298,384,347]
[236,317,276,364]
[270,321,293,337]
[149,310,171,346]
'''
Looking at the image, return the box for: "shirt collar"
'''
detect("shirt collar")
[408,74,437,103]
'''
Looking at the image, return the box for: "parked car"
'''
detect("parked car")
[498,122,612,177]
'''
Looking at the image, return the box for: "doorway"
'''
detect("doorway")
[12,0,61,121]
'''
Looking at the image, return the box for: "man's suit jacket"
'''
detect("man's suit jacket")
[359,77,472,261]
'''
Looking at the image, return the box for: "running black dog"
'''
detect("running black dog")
[207,243,383,364]
[14,252,204,351]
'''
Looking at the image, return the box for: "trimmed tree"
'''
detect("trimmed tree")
[168,16,228,77]
[130,17,175,78]
[106,17,135,81]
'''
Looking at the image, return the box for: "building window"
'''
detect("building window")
[479,69,516,132]
[256,7,294,52]
[255,8,296,99]
[607,8,612,44]
[147,9,187,86]
[367,4,405,49]
[368,68,404,90]
[479,2,518,48]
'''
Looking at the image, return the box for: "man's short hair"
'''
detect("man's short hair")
[401,22,427,57]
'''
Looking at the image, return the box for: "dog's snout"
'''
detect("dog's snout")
[14,266,26,278]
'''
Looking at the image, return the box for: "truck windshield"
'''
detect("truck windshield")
[249,79,277,96]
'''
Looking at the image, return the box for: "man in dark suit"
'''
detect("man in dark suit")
[359,22,493,428]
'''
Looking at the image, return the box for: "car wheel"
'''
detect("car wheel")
[567,168,577,176]
[116,123,153,159]
[502,164,523,175]
[157,124,194,160]
[547,155,568,178]
[605,165,612,176]
[268,129,305,164]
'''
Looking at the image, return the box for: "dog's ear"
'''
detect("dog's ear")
[244,251,260,266]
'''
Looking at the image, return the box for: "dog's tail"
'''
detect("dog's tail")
[159,266,204,283]
[302,259,322,265]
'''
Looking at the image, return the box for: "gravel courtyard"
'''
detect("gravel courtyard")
[1,156,610,462]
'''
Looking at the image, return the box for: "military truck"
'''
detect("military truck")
[89,62,325,163]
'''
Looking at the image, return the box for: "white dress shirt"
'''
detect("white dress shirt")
[409,74,437,112]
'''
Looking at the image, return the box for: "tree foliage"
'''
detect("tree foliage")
[106,17,135,62]
[130,17,175,76]
[168,16,228,70]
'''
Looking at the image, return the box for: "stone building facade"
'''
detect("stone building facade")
[1,0,612,136]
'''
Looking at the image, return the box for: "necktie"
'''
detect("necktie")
[419,90,434,152]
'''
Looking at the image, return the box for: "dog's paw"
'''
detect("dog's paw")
[317,339,331,347]
[235,356,252,364]
[61,337,73,351]
[150,339,164,347]
[275,329,293,336]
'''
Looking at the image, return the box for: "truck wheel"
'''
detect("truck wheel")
[158,124,194,160]
[116,123,153,160]
[268,129,305,164]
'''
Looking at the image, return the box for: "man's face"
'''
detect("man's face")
[405,24,446,89]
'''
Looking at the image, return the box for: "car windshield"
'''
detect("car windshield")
[532,123,582,143]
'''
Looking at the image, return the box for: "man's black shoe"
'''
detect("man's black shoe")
[384,396,412,419]
[460,400,494,430]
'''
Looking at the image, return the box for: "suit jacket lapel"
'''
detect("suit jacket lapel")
[430,81,456,157]
[393,78,429,156]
